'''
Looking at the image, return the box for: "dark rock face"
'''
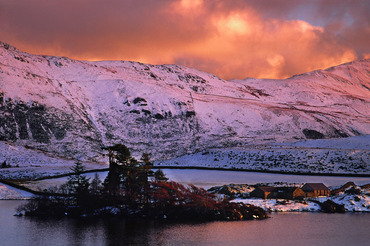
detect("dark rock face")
[0,94,66,143]
[0,92,104,161]
[302,129,324,139]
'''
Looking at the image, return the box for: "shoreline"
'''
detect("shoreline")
[1,166,369,196]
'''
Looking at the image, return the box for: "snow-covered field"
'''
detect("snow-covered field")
[273,135,370,150]
[2,135,368,181]
[155,135,370,175]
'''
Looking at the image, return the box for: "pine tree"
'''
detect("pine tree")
[66,161,90,196]
[90,172,102,195]
[154,169,168,182]
[103,144,131,196]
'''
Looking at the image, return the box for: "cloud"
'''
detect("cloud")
[0,0,368,79]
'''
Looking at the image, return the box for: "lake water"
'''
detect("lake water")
[162,169,370,189]
[1,200,369,246]
[24,168,370,191]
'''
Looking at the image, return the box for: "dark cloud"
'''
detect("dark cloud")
[0,0,368,79]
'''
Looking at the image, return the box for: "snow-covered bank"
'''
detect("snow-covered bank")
[0,182,33,200]
[233,199,321,212]
[234,193,370,213]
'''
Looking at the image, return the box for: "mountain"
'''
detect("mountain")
[0,41,369,164]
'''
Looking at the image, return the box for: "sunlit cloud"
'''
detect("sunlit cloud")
[363,53,370,59]
[0,0,368,80]
[215,12,253,36]
[180,0,203,9]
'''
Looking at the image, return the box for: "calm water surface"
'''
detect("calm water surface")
[162,169,370,189]
[1,200,369,246]
[28,169,370,191]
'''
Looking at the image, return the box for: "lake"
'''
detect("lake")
[1,169,369,245]
[22,168,370,191]
[1,200,369,246]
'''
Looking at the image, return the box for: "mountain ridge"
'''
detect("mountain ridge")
[0,41,369,163]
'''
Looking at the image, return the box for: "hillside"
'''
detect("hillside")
[0,41,369,175]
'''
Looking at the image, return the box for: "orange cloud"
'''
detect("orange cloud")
[364,53,370,59]
[180,0,203,9]
[0,0,367,80]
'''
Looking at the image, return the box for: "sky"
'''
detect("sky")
[0,0,369,80]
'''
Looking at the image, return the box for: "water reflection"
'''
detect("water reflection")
[1,201,369,246]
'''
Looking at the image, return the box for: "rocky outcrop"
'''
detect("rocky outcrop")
[318,199,345,213]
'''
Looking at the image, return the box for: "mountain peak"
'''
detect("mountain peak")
[0,41,19,52]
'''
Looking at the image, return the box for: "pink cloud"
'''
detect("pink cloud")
[0,0,367,79]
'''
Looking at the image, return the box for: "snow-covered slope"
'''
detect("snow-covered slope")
[0,41,369,165]
[156,135,370,175]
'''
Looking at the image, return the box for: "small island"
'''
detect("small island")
[16,144,267,221]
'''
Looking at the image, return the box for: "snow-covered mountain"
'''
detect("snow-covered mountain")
[1,41,369,163]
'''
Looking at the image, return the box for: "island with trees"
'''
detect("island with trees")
[17,144,267,221]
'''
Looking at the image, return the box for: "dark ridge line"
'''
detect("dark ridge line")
[153,166,370,177]
[0,168,109,196]
[32,168,109,181]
